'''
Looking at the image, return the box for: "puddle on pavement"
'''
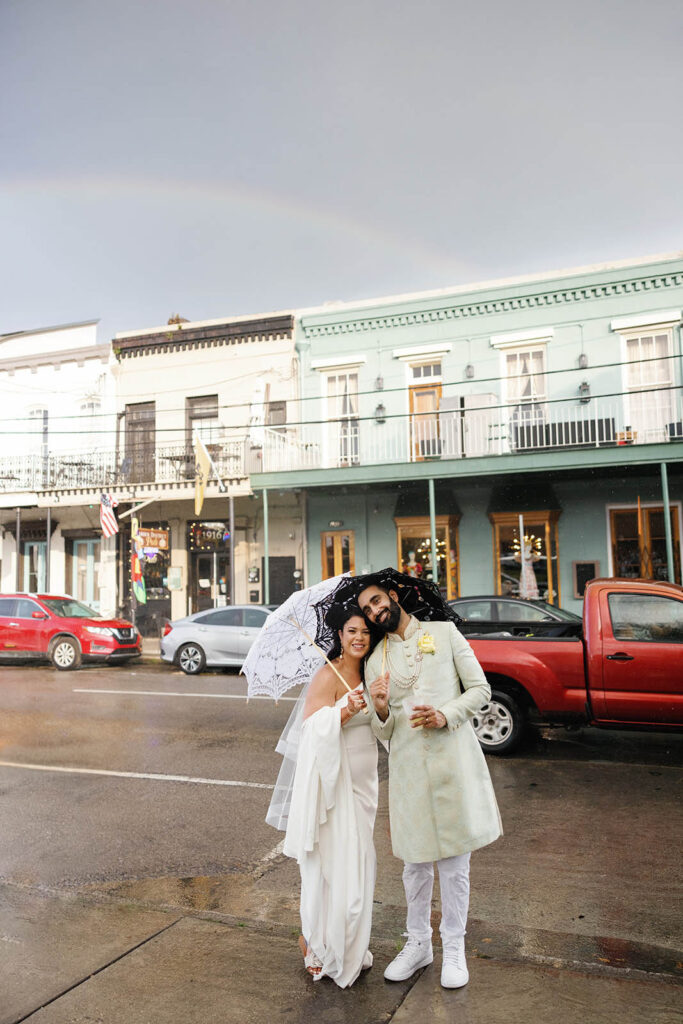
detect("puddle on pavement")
[80,871,300,924]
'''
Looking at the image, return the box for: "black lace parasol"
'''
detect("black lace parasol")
[314,567,461,652]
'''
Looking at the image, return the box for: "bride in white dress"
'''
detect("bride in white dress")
[269,605,380,987]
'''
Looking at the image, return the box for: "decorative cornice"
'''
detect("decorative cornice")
[392,342,452,360]
[302,272,683,339]
[0,343,110,373]
[610,309,682,332]
[490,328,554,349]
[115,315,295,359]
[311,354,367,370]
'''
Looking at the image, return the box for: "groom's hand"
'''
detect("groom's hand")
[411,704,447,729]
[369,673,390,721]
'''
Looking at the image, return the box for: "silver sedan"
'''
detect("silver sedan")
[160,605,272,675]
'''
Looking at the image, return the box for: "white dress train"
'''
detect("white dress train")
[282,691,378,987]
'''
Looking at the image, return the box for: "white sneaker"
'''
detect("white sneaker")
[441,938,469,988]
[384,937,433,981]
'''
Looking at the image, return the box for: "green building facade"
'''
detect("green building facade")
[253,254,683,613]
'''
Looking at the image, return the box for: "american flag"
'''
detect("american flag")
[100,493,119,537]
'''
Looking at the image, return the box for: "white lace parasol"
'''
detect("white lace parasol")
[241,573,351,702]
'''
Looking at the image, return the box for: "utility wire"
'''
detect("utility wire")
[1,353,680,424]
[0,383,680,436]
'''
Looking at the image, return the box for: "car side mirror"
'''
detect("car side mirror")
[32,611,48,619]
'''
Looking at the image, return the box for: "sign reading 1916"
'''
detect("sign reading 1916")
[189,521,230,550]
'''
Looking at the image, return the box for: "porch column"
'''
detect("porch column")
[229,495,235,604]
[428,479,438,586]
[45,506,51,591]
[660,461,675,583]
[263,489,270,604]
[15,507,21,591]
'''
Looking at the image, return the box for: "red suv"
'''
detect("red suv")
[0,594,141,670]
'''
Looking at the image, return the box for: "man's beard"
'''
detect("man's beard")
[375,598,402,634]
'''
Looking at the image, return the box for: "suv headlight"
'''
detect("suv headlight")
[85,626,114,636]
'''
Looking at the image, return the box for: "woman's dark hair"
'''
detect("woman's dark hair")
[324,603,378,664]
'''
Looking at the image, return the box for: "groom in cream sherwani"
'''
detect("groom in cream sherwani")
[358,580,502,989]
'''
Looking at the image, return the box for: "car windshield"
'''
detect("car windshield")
[41,597,102,619]
[532,600,581,621]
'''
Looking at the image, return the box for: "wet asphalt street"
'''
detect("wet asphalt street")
[0,661,681,1022]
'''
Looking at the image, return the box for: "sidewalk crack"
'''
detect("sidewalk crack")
[12,917,183,1023]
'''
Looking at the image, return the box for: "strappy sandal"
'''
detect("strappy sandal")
[298,934,323,977]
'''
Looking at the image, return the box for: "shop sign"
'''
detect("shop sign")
[137,528,169,551]
[190,521,231,550]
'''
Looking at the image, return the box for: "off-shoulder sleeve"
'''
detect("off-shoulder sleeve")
[282,705,342,860]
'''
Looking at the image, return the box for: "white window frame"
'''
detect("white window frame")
[27,406,49,456]
[319,366,362,468]
[618,327,675,442]
[498,343,548,408]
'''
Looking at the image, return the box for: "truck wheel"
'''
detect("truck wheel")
[473,690,524,755]
[178,643,206,675]
[50,637,82,671]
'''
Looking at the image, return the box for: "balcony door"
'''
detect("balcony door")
[326,372,359,467]
[409,362,442,460]
[623,331,675,443]
[125,402,156,483]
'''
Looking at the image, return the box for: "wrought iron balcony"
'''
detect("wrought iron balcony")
[0,437,248,493]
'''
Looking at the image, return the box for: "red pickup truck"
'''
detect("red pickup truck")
[465,579,683,754]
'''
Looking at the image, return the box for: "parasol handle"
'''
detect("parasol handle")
[288,618,369,715]
[380,636,387,675]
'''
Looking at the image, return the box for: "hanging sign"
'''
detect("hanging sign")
[137,528,169,550]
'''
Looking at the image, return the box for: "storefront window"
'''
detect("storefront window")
[118,521,171,636]
[395,516,459,599]
[489,511,560,603]
[610,506,681,583]
[321,531,355,579]
[133,523,171,637]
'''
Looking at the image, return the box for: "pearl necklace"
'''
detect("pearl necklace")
[385,634,424,689]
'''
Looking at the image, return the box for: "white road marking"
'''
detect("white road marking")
[251,837,286,878]
[0,761,274,789]
[73,688,298,702]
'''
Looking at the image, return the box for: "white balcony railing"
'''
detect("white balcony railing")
[1,390,681,492]
[251,389,683,474]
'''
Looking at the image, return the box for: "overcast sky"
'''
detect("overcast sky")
[1,0,682,342]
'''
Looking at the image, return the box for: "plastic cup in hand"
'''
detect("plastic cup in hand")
[402,697,422,729]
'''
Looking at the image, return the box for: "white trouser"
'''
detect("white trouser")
[403,853,470,947]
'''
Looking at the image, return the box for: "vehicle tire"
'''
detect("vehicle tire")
[50,637,82,671]
[472,689,524,755]
[177,643,206,675]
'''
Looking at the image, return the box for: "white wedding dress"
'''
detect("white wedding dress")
[282,690,378,987]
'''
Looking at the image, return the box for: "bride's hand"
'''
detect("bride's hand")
[369,673,390,716]
[346,689,367,717]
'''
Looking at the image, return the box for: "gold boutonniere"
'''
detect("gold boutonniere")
[417,633,436,655]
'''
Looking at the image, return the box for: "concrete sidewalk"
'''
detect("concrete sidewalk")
[3,879,681,1024]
